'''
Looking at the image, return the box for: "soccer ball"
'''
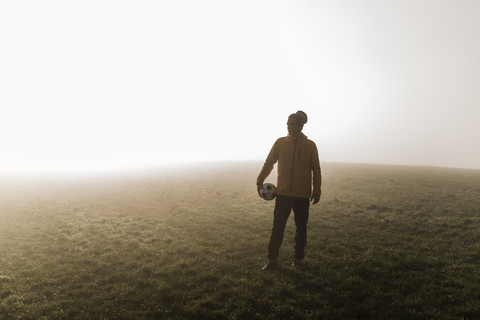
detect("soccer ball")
[259,183,277,201]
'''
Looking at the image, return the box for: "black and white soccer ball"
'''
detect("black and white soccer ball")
[259,183,277,201]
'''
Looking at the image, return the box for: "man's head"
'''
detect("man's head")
[287,110,308,136]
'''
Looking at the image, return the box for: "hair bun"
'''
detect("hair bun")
[296,110,308,124]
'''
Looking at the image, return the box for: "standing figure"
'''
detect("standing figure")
[257,110,321,270]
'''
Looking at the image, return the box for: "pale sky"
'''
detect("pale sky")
[1,0,479,174]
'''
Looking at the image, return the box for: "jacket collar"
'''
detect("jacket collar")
[287,133,307,140]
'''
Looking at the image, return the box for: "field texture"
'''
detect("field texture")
[1,162,480,319]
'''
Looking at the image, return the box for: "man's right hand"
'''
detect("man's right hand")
[257,184,263,197]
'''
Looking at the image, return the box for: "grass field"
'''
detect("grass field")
[1,161,480,319]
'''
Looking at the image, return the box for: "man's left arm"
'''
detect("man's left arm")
[311,143,322,205]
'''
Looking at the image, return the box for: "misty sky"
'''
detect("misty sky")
[1,0,479,174]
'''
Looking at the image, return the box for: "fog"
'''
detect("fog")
[1,0,479,174]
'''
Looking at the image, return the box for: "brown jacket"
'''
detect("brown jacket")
[257,133,321,199]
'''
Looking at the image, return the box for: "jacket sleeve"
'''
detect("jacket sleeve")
[256,140,279,185]
[311,143,322,196]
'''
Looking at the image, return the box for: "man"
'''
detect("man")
[257,110,321,270]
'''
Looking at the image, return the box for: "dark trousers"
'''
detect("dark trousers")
[267,195,310,260]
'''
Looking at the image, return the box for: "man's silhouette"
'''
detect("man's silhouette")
[257,110,321,270]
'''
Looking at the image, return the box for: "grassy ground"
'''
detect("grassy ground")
[1,161,480,319]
